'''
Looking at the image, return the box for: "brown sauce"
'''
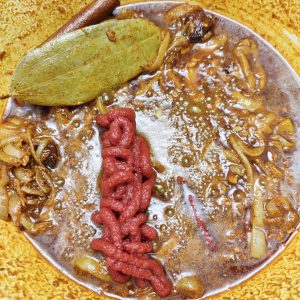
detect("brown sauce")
[2,2,300,299]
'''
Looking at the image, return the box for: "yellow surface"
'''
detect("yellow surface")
[0,0,299,299]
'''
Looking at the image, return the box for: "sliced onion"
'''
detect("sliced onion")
[229,164,246,176]
[0,186,8,221]
[0,135,24,148]
[223,149,240,163]
[7,117,24,126]
[250,112,276,135]
[232,91,263,113]
[229,135,253,184]
[39,168,56,206]
[8,195,23,226]
[135,73,160,97]
[167,35,189,54]
[250,226,267,259]
[276,118,295,136]
[250,178,267,258]
[20,214,52,235]
[0,128,19,138]
[73,256,112,282]
[266,199,282,217]
[234,39,266,91]
[0,116,56,235]
[200,34,228,51]
[96,97,109,114]
[253,158,269,175]
[3,144,24,159]
[35,138,49,159]
[14,167,34,184]
[38,208,52,221]
[266,162,283,179]
[35,167,51,194]
[20,185,45,196]
[0,150,19,165]
[27,126,43,166]
[11,177,27,205]
[1,122,19,130]
[273,196,291,211]
[270,135,295,152]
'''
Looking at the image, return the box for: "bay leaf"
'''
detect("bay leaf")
[9,19,162,106]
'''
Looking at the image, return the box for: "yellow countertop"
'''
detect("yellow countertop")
[0,0,299,299]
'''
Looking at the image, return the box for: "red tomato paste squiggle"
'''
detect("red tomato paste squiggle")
[91,108,172,297]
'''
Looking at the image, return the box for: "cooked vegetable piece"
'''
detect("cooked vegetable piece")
[231,91,263,112]
[231,134,265,157]
[250,178,267,258]
[20,214,52,235]
[176,275,204,299]
[276,118,294,135]
[250,112,276,135]
[229,135,254,183]
[8,194,23,226]
[234,38,266,91]
[74,256,112,282]
[10,19,163,106]
[0,116,57,231]
[270,134,295,152]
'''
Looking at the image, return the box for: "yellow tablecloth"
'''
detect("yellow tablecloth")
[0,0,299,299]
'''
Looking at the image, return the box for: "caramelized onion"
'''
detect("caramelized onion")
[74,256,112,282]
[40,168,56,206]
[35,167,51,194]
[7,117,24,126]
[27,126,43,166]
[231,91,263,113]
[3,144,25,159]
[232,134,265,157]
[229,135,253,184]
[234,38,266,91]
[20,214,52,235]
[8,195,23,226]
[0,134,24,148]
[20,185,45,197]
[229,164,246,176]
[250,112,275,135]
[250,178,267,258]
[0,150,20,166]
[96,97,109,114]
[276,118,295,136]
[164,4,197,23]
[35,138,49,159]
[0,128,19,137]
[270,134,295,152]
[0,116,57,232]
[223,149,240,163]
[14,167,34,184]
